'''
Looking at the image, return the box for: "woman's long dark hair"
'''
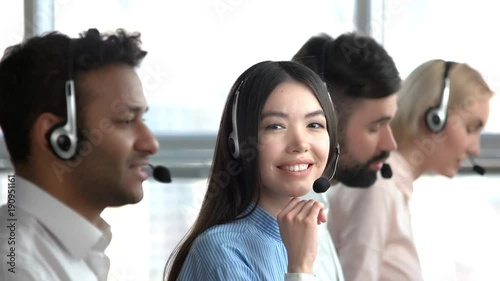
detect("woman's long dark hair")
[165,60,338,281]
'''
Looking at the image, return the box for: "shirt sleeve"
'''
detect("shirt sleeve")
[285,273,317,281]
[327,180,396,281]
[177,236,261,281]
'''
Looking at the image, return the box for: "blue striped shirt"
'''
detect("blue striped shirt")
[177,205,312,281]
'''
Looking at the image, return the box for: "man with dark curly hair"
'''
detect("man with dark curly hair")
[294,32,401,188]
[294,32,407,281]
[0,28,159,281]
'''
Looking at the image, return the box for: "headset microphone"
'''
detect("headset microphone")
[468,156,486,175]
[148,164,172,183]
[381,163,393,179]
[313,144,340,193]
[313,178,330,193]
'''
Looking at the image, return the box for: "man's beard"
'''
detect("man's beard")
[335,150,390,188]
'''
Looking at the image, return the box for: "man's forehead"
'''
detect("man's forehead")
[351,95,398,120]
[357,94,397,110]
[77,70,146,109]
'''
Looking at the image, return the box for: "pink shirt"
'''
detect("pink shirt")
[327,151,424,281]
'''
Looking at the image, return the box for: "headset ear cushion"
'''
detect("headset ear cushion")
[46,122,74,158]
[46,122,63,152]
[228,135,236,156]
[56,134,71,151]
[425,107,444,133]
[228,131,240,159]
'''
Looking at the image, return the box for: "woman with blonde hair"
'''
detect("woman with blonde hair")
[392,60,492,176]
[328,59,494,281]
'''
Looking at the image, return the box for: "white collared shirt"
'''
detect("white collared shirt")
[0,176,112,281]
[302,191,345,281]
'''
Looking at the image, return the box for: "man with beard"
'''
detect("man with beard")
[293,32,403,281]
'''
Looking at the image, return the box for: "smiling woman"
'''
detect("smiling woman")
[165,60,338,281]
[258,81,331,212]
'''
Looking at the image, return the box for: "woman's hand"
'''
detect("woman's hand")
[277,198,326,274]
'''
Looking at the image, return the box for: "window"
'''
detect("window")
[54,0,352,134]
[0,2,23,56]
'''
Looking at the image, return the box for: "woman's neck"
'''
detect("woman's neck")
[256,194,293,217]
[398,146,428,180]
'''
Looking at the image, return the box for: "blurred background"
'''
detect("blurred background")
[1,0,499,280]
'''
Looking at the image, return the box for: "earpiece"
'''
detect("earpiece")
[425,61,455,133]
[228,80,244,159]
[47,40,78,160]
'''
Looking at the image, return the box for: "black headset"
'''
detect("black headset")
[228,80,244,159]
[425,61,455,133]
[46,40,78,160]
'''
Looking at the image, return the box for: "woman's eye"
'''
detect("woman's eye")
[308,123,325,129]
[266,124,284,130]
